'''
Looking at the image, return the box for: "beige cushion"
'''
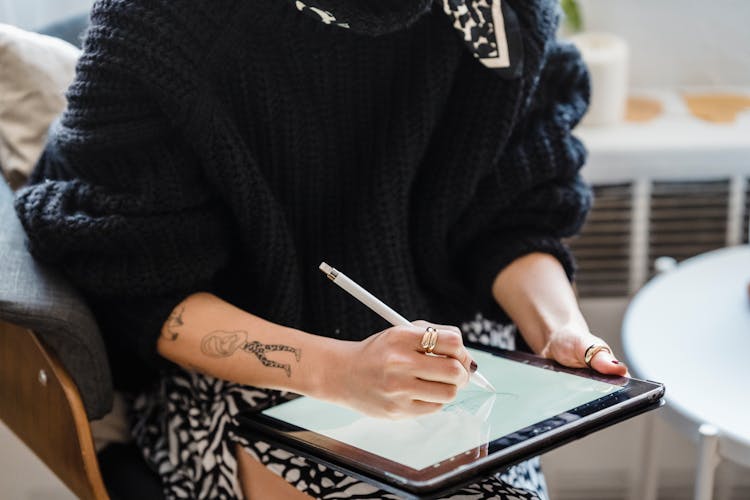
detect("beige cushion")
[0,23,79,189]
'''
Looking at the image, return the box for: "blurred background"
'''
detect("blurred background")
[1,0,748,499]
[0,0,91,29]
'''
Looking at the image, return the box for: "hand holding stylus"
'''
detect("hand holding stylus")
[319,262,495,392]
[318,263,495,419]
[324,323,475,419]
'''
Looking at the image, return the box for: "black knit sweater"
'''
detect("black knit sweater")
[15,0,591,391]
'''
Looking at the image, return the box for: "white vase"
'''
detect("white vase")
[570,32,629,126]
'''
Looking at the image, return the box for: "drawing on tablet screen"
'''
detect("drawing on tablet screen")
[444,390,518,413]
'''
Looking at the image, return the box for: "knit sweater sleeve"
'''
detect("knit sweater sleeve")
[451,41,591,307]
[14,2,231,388]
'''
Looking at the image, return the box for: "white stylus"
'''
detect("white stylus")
[319,262,496,393]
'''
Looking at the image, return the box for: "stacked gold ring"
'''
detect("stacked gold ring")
[420,327,439,354]
[584,343,611,369]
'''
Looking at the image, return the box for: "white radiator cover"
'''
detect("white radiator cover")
[566,178,747,300]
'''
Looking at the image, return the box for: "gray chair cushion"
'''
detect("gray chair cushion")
[0,179,113,419]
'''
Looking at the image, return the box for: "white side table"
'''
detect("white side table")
[622,246,750,500]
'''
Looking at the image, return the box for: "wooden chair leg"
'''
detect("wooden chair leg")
[0,320,109,500]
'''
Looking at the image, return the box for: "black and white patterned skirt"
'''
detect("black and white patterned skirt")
[131,315,548,499]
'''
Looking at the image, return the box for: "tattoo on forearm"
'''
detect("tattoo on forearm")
[244,340,302,377]
[163,306,185,341]
[200,330,302,377]
[200,330,246,357]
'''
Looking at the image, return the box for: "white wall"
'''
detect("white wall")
[0,0,94,30]
[577,0,750,87]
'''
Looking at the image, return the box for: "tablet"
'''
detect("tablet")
[237,346,664,499]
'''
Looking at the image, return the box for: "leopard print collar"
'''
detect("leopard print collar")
[292,0,524,79]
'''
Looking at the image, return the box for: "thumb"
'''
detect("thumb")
[584,342,628,376]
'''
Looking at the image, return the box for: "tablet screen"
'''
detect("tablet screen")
[262,348,623,471]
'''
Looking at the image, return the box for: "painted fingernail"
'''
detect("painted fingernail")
[611,360,620,365]
[470,360,478,372]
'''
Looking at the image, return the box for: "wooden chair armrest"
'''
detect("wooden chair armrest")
[0,319,108,500]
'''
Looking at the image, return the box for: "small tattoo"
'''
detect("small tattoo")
[201,330,248,357]
[242,341,302,378]
[164,306,185,341]
[200,330,302,377]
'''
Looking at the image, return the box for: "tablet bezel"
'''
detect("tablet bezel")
[237,346,665,498]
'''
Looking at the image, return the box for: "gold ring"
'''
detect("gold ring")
[584,343,611,369]
[421,327,439,354]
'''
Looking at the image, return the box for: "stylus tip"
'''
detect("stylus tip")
[471,371,497,392]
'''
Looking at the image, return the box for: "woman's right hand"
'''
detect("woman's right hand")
[323,321,477,419]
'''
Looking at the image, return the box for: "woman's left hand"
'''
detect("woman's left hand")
[538,324,629,377]
[491,253,630,378]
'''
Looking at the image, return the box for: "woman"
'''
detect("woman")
[15,0,627,498]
